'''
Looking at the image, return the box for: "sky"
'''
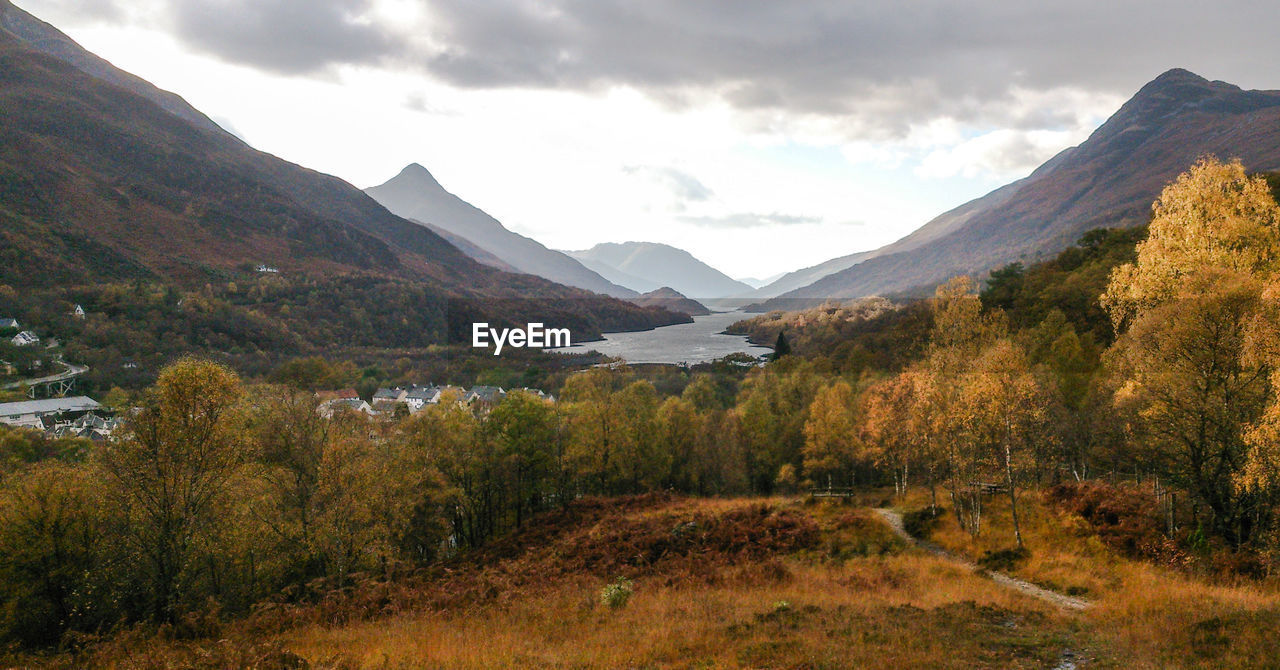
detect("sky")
[17,1,1280,279]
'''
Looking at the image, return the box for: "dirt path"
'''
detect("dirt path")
[874,508,1091,612]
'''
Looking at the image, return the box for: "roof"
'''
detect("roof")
[0,318,18,328]
[468,386,506,401]
[373,387,405,400]
[0,396,102,417]
[405,386,440,400]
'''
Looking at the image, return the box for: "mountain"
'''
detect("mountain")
[0,2,684,347]
[627,287,711,316]
[365,164,636,298]
[737,274,785,290]
[761,69,1280,309]
[565,242,753,299]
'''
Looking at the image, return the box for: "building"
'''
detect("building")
[0,396,103,430]
[371,386,408,412]
[318,397,375,418]
[71,305,85,319]
[255,264,280,273]
[466,386,507,406]
[0,318,18,330]
[403,385,441,412]
[11,331,39,347]
[519,388,556,403]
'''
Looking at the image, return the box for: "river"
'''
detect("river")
[553,310,772,365]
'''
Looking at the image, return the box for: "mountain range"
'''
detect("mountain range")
[755,68,1280,309]
[365,164,637,298]
[566,242,753,299]
[0,0,684,344]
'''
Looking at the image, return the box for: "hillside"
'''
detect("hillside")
[627,286,711,316]
[566,241,752,299]
[366,164,636,298]
[761,69,1280,308]
[0,4,685,379]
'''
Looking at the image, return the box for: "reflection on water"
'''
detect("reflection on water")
[554,310,772,365]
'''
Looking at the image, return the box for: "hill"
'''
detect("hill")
[627,286,711,316]
[760,69,1280,309]
[566,241,752,299]
[366,164,636,298]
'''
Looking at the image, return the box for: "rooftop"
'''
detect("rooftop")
[0,396,102,417]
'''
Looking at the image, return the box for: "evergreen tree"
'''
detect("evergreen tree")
[772,331,791,360]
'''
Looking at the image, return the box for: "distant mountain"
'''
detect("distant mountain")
[628,287,711,316]
[0,3,684,345]
[565,242,753,299]
[366,164,636,298]
[737,273,785,290]
[761,69,1280,309]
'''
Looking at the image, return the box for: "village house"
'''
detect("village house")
[0,318,18,331]
[403,385,442,412]
[371,386,408,412]
[71,304,85,319]
[318,397,375,419]
[466,386,507,406]
[11,330,39,347]
[0,396,102,430]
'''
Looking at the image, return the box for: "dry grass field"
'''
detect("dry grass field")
[29,490,1280,669]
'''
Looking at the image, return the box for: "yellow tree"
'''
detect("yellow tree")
[957,339,1049,546]
[925,276,1005,532]
[802,380,862,489]
[100,358,244,622]
[1101,157,1280,545]
[1102,157,1280,329]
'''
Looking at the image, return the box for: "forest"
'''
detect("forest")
[4,158,1280,663]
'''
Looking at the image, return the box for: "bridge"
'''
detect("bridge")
[1,362,89,398]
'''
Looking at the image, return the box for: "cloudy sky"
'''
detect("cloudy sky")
[19,1,1280,278]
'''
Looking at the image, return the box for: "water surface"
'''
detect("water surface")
[554,310,771,365]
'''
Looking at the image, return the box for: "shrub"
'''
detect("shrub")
[902,506,944,539]
[600,577,634,610]
[977,546,1030,572]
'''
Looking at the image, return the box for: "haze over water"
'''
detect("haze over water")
[554,310,771,365]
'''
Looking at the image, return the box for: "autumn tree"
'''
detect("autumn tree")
[1102,157,1280,545]
[100,358,244,622]
[803,380,863,489]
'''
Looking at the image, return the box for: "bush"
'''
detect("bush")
[902,506,944,539]
[977,546,1030,572]
[600,577,634,610]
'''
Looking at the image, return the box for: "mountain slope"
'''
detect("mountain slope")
[0,5,684,346]
[366,164,636,298]
[763,69,1280,308]
[627,287,711,316]
[566,242,752,299]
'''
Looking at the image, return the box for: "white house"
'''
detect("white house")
[71,305,85,319]
[0,318,18,330]
[0,396,103,430]
[11,331,39,347]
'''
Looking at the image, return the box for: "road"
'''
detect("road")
[874,508,1091,612]
[1,361,89,391]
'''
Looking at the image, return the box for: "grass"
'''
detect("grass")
[898,486,1280,668]
[25,491,1280,668]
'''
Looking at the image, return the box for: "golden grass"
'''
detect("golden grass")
[33,493,1280,668]
[900,488,1280,668]
[281,555,1075,669]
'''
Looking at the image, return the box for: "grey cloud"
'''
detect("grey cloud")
[680,213,824,229]
[169,0,401,74]
[623,166,713,202]
[416,0,1280,135]
[68,0,1280,134]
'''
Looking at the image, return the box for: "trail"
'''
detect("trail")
[873,508,1091,612]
